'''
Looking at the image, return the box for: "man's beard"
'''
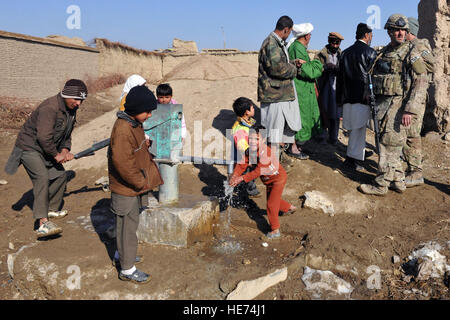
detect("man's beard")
[328,46,338,54]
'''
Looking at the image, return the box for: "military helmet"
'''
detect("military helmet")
[384,14,409,30]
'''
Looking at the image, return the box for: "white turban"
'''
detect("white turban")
[287,23,314,48]
[120,74,147,101]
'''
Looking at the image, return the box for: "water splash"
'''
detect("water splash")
[213,180,242,254]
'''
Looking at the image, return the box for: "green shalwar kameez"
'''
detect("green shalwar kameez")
[288,41,323,142]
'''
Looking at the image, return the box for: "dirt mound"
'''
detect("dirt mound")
[163,54,256,82]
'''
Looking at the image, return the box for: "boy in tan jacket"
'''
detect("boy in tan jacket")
[108,85,163,284]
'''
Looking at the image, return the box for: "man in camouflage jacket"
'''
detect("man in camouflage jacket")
[258,15,303,168]
[402,17,435,187]
[359,14,429,196]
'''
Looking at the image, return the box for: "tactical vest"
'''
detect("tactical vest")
[372,42,413,96]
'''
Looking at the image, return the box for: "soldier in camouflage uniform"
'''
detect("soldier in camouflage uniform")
[403,17,435,187]
[359,14,429,196]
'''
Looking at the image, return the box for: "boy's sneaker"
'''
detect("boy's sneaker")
[36,221,63,238]
[265,229,281,240]
[48,210,68,219]
[247,189,261,199]
[119,269,151,284]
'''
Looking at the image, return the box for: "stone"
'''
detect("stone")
[137,195,219,248]
[302,191,335,216]
[261,242,269,247]
[242,259,251,265]
[444,132,450,141]
[0,179,7,185]
[392,255,401,264]
[301,266,354,299]
[403,241,450,280]
[226,267,288,300]
[305,254,334,270]
[8,243,14,250]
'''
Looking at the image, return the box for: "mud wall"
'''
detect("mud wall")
[0,31,99,101]
[96,38,259,84]
[95,38,164,84]
[418,0,450,133]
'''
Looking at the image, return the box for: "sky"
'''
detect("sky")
[0,0,421,52]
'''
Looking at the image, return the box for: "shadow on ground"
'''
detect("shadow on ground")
[89,198,116,261]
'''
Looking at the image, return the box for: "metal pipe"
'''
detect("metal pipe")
[154,156,234,175]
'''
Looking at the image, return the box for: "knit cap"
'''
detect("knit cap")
[124,85,157,116]
[61,79,88,100]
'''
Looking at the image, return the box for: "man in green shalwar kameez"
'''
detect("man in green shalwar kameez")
[287,23,324,155]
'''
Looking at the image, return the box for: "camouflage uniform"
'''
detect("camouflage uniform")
[359,14,428,195]
[403,37,434,182]
[257,32,299,103]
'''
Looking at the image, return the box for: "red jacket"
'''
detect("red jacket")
[232,144,285,184]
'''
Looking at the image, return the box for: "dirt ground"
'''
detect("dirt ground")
[0,78,449,300]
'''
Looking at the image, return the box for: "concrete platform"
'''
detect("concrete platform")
[137,194,220,248]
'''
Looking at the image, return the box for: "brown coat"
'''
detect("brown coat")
[16,94,75,157]
[108,117,163,197]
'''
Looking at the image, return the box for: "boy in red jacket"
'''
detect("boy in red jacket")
[229,125,296,239]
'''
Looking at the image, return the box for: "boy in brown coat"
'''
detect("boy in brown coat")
[108,85,163,284]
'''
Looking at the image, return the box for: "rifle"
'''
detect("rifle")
[74,138,110,159]
[368,74,380,154]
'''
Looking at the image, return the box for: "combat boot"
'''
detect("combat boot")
[358,184,388,196]
[390,181,407,193]
[405,171,424,188]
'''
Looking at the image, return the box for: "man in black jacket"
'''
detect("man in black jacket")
[337,23,377,171]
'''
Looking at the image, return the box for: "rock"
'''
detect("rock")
[262,242,269,247]
[306,254,334,270]
[444,132,450,141]
[416,259,435,281]
[8,243,14,250]
[0,179,7,185]
[302,191,335,216]
[392,255,401,264]
[226,267,288,300]
[403,241,450,281]
[7,254,15,278]
[301,266,354,299]
[242,259,251,265]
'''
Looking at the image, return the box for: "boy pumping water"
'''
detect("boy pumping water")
[229,125,296,239]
